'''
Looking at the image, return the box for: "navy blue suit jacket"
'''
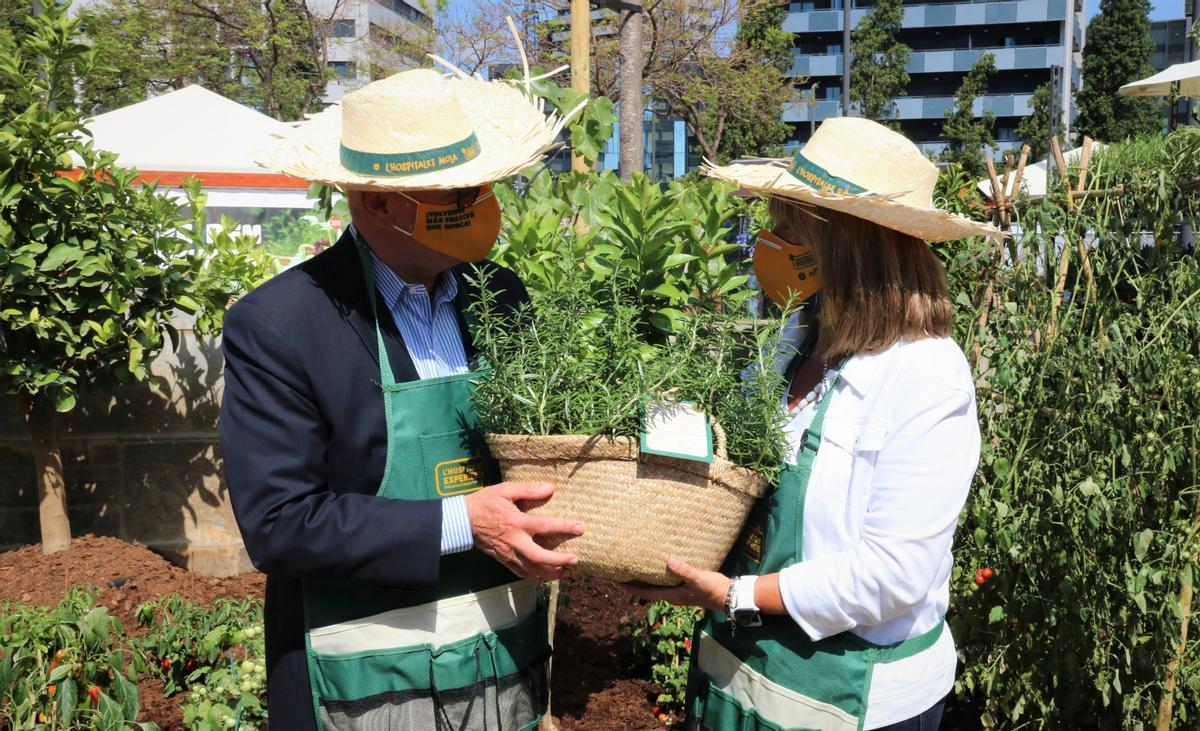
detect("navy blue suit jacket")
[219,232,529,728]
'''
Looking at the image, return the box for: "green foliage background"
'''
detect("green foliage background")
[0,3,273,416]
[941,127,1200,728]
[940,53,998,176]
[849,0,911,126]
[1075,0,1163,142]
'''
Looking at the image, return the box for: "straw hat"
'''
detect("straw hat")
[257,63,572,191]
[703,117,1003,242]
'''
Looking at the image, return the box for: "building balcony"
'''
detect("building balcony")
[791,44,1064,76]
[784,0,1070,33]
[783,92,1036,123]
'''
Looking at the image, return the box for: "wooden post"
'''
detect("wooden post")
[570,0,591,173]
[985,156,1005,228]
[1073,137,1097,299]
[617,2,644,181]
[1007,145,1030,263]
[1156,498,1200,731]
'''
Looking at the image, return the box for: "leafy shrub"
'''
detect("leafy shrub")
[0,588,156,730]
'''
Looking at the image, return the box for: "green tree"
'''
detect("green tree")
[1014,82,1064,161]
[513,0,793,164]
[1074,0,1161,141]
[849,0,911,125]
[77,0,352,120]
[0,3,272,553]
[717,0,795,159]
[939,53,997,177]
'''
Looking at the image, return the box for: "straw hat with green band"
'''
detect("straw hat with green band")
[703,117,1004,242]
[257,62,575,191]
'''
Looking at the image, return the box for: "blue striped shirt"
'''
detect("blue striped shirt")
[353,226,474,555]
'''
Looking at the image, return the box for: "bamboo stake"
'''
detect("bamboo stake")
[985,156,1006,229]
[1075,137,1093,194]
[1006,146,1030,263]
[1073,137,1097,301]
[1156,501,1200,731]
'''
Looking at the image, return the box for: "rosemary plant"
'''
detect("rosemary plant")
[467,246,794,482]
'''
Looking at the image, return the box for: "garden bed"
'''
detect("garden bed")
[0,536,666,730]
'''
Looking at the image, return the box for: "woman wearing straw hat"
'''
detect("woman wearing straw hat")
[627,117,1002,731]
[222,65,584,730]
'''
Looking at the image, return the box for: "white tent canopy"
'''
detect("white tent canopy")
[977,140,1105,201]
[75,85,313,209]
[1119,60,1200,98]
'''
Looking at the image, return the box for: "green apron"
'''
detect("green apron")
[688,368,944,731]
[301,244,549,731]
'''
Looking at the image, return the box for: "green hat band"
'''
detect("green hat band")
[787,151,869,196]
[340,132,481,177]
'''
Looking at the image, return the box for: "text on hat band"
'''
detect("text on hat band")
[340,132,482,177]
[787,151,869,196]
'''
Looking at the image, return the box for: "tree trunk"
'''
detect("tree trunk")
[617,4,644,181]
[22,394,72,554]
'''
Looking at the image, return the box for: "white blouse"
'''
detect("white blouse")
[776,334,980,729]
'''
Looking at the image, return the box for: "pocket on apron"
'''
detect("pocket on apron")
[307,583,549,731]
[420,429,497,498]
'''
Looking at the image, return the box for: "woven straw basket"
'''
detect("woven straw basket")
[485,425,770,586]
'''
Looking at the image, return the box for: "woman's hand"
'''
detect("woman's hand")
[622,556,732,613]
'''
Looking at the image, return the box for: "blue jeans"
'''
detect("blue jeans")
[873,699,945,731]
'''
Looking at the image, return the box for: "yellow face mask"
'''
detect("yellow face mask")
[753,229,821,308]
[393,185,502,263]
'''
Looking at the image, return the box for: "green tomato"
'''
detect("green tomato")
[240,660,255,674]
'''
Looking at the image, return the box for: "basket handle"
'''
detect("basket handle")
[712,419,727,460]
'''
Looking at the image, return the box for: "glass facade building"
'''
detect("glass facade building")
[783,0,1086,155]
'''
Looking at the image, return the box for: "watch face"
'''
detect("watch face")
[733,609,762,627]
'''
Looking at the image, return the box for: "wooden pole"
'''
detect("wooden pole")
[1157,508,1200,730]
[617,3,644,181]
[1073,137,1097,300]
[985,156,1005,228]
[570,0,591,173]
[842,0,851,116]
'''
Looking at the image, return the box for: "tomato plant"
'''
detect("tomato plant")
[630,601,704,715]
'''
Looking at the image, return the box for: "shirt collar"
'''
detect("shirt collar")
[350,224,459,308]
[835,346,892,396]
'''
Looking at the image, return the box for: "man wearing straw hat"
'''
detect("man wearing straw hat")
[220,64,584,730]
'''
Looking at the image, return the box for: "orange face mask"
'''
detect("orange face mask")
[393,185,502,263]
[753,229,821,308]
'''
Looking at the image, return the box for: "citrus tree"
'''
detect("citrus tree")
[0,3,272,554]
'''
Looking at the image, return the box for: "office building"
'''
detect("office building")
[783,0,1086,156]
[320,0,434,102]
[1150,18,1189,71]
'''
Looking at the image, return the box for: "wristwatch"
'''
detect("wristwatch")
[724,575,762,634]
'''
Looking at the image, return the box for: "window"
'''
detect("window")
[825,85,841,100]
[374,0,430,27]
[331,19,355,38]
[328,61,357,79]
[826,43,842,55]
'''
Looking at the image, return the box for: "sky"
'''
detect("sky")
[444,0,1188,23]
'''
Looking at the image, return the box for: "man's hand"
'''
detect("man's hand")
[465,481,583,580]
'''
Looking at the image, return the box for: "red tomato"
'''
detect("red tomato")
[87,685,100,705]
[974,576,986,586]
[162,657,171,670]
[683,638,692,651]
[982,567,994,580]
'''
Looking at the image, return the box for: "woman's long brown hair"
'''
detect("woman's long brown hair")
[769,197,954,360]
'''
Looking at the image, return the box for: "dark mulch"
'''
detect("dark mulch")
[550,576,666,730]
